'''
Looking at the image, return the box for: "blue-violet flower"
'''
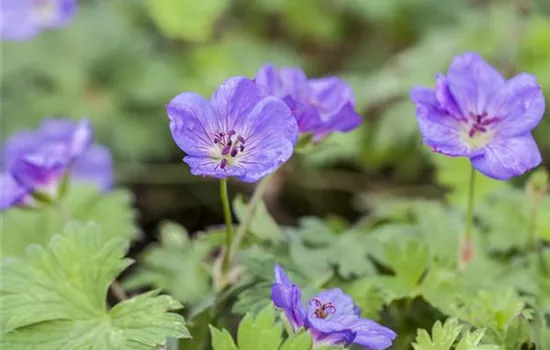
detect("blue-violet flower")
[411,52,545,180]
[166,77,298,182]
[272,265,396,349]
[1,0,76,41]
[255,63,362,142]
[1,117,113,210]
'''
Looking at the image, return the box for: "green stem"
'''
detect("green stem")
[220,179,234,273]
[228,174,272,264]
[464,165,476,242]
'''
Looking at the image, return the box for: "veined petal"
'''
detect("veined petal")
[308,77,355,119]
[336,316,396,350]
[311,328,356,347]
[255,63,281,96]
[410,87,473,156]
[183,156,246,180]
[236,96,297,182]
[279,67,309,100]
[447,52,505,116]
[283,97,322,134]
[471,133,541,180]
[435,74,461,117]
[166,92,218,157]
[272,284,305,330]
[72,144,113,191]
[313,103,362,142]
[488,73,545,137]
[210,77,266,132]
[0,173,29,210]
[274,264,293,285]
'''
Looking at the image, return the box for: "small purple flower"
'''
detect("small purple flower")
[272,265,396,349]
[166,77,298,183]
[411,52,545,180]
[1,0,77,41]
[1,118,113,210]
[255,64,362,142]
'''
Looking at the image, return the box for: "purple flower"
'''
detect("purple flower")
[166,77,298,183]
[1,118,113,210]
[411,52,545,180]
[1,0,77,41]
[272,265,396,349]
[255,64,362,142]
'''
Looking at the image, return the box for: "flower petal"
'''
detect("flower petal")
[308,77,355,119]
[340,317,397,350]
[235,96,298,182]
[283,97,322,134]
[72,144,113,191]
[488,73,545,137]
[312,103,362,142]
[272,284,305,330]
[274,264,293,285]
[0,0,41,41]
[166,92,218,157]
[255,63,281,96]
[38,117,80,140]
[311,328,356,347]
[0,173,29,210]
[410,87,473,156]
[447,52,505,116]
[10,153,65,189]
[183,156,246,180]
[305,288,360,334]
[471,133,542,180]
[210,77,266,132]
[1,130,40,170]
[68,118,94,161]
[435,74,461,117]
[279,67,309,100]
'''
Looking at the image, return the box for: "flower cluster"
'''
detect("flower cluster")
[411,52,545,180]
[255,63,363,142]
[272,265,397,349]
[1,0,76,41]
[1,118,112,210]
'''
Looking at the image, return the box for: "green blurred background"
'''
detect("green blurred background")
[2,0,549,233]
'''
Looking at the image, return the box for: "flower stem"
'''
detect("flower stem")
[228,174,272,264]
[111,280,128,301]
[220,179,234,273]
[459,165,476,270]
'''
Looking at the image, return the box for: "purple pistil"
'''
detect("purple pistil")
[309,298,337,319]
[467,112,500,138]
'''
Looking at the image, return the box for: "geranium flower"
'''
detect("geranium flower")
[411,52,545,180]
[255,64,362,142]
[272,265,396,349]
[166,77,298,182]
[1,0,76,41]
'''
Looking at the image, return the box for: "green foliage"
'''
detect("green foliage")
[0,185,136,259]
[122,221,213,304]
[0,222,189,349]
[147,0,229,41]
[412,318,498,350]
[233,195,283,242]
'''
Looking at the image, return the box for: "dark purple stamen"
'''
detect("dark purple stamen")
[220,158,228,169]
[231,148,238,157]
[237,136,246,144]
[221,145,230,155]
[239,145,245,152]
[467,111,499,138]
[212,130,248,170]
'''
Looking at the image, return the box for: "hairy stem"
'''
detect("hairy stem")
[220,179,234,274]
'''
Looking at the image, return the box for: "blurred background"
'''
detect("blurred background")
[2,0,549,240]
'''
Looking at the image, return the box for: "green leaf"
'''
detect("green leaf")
[233,194,283,242]
[123,221,213,304]
[210,304,282,350]
[0,222,189,349]
[147,0,229,41]
[210,325,239,350]
[1,184,137,259]
[412,318,463,350]
[279,331,313,350]
[344,278,385,319]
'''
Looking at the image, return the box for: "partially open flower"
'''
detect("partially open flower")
[1,118,113,210]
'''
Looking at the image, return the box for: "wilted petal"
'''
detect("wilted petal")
[0,173,29,210]
[72,144,113,191]
[447,52,505,116]
[471,133,541,180]
[167,92,218,157]
[236,96,297,182]
[410,87,473,156]
[488,73,545,137]
[210,77,266,132]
